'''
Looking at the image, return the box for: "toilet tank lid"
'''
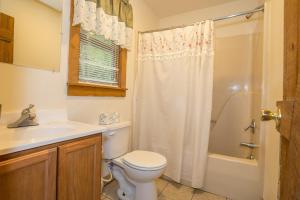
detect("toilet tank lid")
[102,121,131,132]
[122,150,167,170]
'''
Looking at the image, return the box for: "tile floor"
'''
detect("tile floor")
[101,178,229,200]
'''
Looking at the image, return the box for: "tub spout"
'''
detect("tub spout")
[240,142,259,149]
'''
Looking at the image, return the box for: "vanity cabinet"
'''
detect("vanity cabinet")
[0,134,101,200]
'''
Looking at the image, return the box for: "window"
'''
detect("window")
[68,0,127,97]
[79,30,120,86]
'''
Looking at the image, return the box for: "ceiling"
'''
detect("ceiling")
[38,0,62,11]
[143,0,238,18]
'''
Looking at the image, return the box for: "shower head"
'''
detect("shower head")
[245,13,254,19]
[245,5,264,20]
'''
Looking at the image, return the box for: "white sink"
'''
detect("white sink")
[1,127,76,142]
[0,120,106,155]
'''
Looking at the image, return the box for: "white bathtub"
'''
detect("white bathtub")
[203,153,261,200]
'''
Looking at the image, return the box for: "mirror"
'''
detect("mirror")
[0,0,62,71]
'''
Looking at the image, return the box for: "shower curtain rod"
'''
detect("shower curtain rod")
[139,5,264,34]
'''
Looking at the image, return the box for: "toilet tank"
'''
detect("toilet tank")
[102,121,131,159]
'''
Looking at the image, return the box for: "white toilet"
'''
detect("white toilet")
[102,122,167,200]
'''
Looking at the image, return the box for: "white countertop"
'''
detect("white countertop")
[0,109,131,156]
[0,110,131,155]
[0,120,106,156]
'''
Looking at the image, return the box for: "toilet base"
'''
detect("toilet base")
[112,165,158,200]
[135,181,157,200]
[112,165,135,200]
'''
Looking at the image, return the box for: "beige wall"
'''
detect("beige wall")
[0,0,62,71]
[0,0,159,124]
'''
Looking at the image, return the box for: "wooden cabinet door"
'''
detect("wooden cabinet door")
[0,148,57,200]
[58,135,101,200]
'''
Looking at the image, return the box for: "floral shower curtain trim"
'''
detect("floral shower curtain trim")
[138,21,214,60]
[73,0,133,49]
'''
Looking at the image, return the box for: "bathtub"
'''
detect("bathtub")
[203,153,261,200]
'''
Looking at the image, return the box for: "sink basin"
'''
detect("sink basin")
[0,126,77,142]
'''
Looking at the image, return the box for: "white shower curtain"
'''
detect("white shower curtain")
[133,21,214,188]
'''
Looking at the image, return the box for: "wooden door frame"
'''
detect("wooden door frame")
[277,0,300,199]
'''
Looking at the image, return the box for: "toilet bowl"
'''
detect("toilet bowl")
[102,122,167,200]
[112,151,167,200]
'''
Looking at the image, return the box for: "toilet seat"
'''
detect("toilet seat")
[122,150,167,171]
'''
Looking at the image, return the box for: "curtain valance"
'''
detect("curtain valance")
[73,0,133,49]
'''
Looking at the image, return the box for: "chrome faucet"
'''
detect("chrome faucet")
[7,104,39,128]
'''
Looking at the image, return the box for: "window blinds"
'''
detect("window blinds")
[79,30,120,86]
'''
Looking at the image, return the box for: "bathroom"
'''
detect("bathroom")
[0,0,298,200]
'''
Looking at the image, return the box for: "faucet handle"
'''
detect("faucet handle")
[244,124,253,131]
[22,104,35,115]
[28,104,35,109]
[244,119,256,133]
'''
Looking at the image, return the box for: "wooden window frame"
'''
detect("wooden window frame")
[67,0,127,97]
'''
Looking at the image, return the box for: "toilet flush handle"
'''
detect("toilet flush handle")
[107,131,116,136]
